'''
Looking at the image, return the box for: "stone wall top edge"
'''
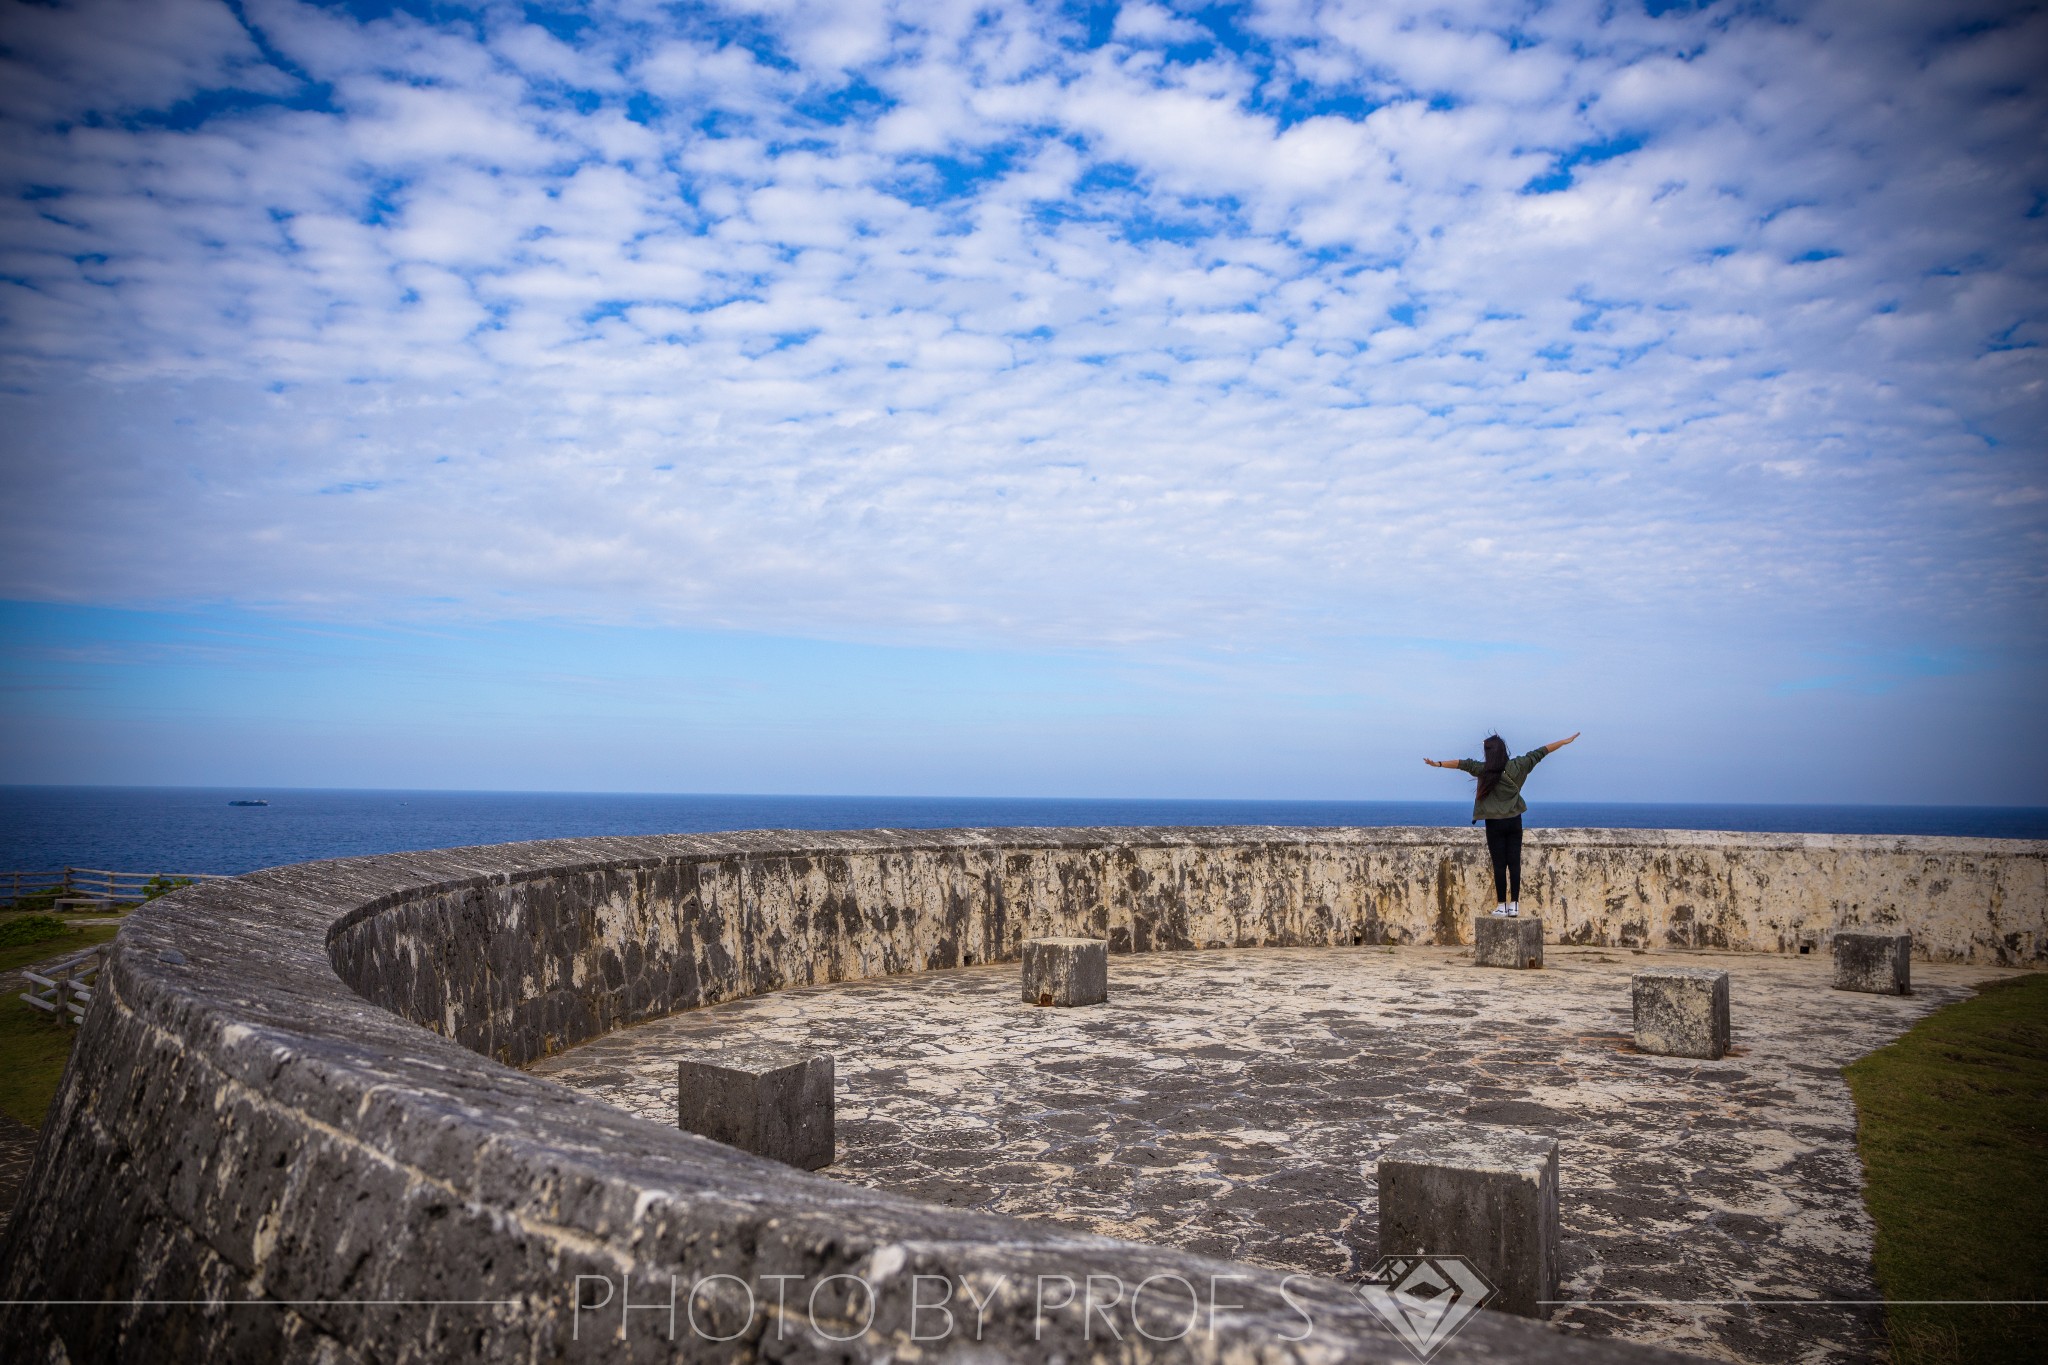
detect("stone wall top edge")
[232,822,2039,888]
[170,825,2034,944]
[151,825,1985,948]
[236,823,2045,910]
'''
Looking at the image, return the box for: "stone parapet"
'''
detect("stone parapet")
[2,824,2037,1362]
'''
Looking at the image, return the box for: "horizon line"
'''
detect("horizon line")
[1,784,2042,812]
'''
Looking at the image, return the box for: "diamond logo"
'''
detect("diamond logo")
[1354,1255,1495,1361]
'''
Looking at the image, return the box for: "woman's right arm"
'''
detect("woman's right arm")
[1544,732,1581,754]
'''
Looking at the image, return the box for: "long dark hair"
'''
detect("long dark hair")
[1475,734,1508,802]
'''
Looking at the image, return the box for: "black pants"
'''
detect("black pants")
[1484,816,1523,903]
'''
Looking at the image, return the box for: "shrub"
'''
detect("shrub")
[0,914,69,949]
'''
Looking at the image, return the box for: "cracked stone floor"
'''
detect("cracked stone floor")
[529,943,2028,1365]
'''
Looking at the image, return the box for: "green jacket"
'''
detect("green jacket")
[1458,747,1547,821]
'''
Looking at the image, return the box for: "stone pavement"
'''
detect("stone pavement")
[532,944,2024,1365]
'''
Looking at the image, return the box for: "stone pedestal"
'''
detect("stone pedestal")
[1021,936,1108,1006]
[1632,968,1731,1058]
[677,1043,835,1169]
[1474,916,1544,969]
[1378,1125,1560,1319]
[1833,932,1911,995]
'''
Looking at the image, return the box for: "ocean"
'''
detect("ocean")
[1,786,2042,877]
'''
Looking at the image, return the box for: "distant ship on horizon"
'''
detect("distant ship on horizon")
[227,799,269,807]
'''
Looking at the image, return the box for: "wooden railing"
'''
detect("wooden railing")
[3,867,231,911]
[19,944,107,1025]
[7,871,233,1026]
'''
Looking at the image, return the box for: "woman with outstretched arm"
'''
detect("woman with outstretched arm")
[1424,732,1580,918]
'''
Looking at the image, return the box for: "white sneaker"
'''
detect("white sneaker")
[1506,902,1520,917]
[1491,904,1510,916]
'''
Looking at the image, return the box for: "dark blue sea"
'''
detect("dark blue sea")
[1,787,2042,877]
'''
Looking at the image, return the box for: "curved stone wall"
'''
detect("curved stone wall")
[329,830,2044,1074]
[3,826,2040,1363]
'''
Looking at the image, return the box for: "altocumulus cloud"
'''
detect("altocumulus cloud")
[0,0,2042,677]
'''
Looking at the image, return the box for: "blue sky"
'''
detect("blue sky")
[1,0,2043,802]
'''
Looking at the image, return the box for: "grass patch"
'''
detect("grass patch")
[0,917,120,976]
[1845,972,2048,1365]
[0,997,84,1128]
[0,913,69,950]
[0,920,122,1127]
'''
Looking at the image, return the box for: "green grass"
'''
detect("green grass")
[0,919,123,1127]
[0,997,84,1128]
[0,913,69,951]
[0,917,121,975]
[1845,972,2048,1365]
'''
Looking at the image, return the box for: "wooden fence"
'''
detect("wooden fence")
[8,870,231,1023]
[3,867,232,912]
[19,944,107,1025]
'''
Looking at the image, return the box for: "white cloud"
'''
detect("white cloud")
[0,0,2038,681]
[1113,3,1209,47]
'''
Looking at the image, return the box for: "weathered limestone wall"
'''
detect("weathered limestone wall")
[3,826,2037,1364]
[1520,828,2042,963]
[328,827,2045,1069]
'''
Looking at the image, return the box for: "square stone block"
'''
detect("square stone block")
[1378,1124,1560,1318]
[1632,968,1731,1059]
[1021,936,1108,1006]
[677,1043,834,1170]
[1474,916,1544,969]
[1833,932,1912,995]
